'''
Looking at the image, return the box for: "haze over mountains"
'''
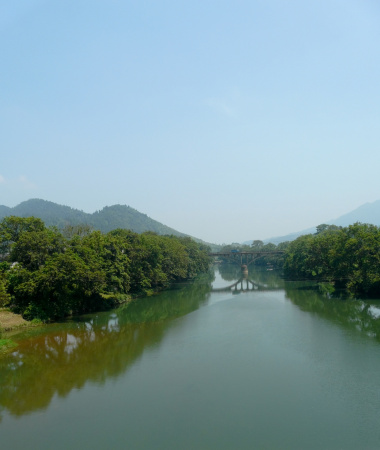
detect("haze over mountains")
[259,200,380,245]
[0,198,185,234]
[2,198,380,247]
[0,199,220,250]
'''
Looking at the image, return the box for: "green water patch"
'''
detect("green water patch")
[0,338,17,354]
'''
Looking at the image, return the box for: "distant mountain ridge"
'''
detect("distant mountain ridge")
[0,198,191,240]
[329,200,380,227]
[0,199,221,250]
[256,200,380,245]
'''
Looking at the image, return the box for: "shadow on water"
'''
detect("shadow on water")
[0,273,213,419]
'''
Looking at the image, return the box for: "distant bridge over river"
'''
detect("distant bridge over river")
[209,251,285,270]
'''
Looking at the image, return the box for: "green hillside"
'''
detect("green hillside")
[90,204,183,235]
[10,199,89,229]
[0,199,220,250]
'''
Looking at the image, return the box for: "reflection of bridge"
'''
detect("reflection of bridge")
[209,251,284,270]
[211,277,282,294]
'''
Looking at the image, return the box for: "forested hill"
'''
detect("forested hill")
[0,199,185,238]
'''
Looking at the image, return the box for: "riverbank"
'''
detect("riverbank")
[0,218,211,321]
[0,308,30,332]
[0,309,36,354]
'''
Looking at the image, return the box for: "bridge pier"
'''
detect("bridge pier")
[241,264,248,275]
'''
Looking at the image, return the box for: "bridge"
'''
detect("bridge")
[209,251,285,272]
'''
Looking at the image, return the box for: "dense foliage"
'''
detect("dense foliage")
[283,223,380,296]
[0,216,211,320]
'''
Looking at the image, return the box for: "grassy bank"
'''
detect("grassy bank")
[0,309,39,354]
[0,308,30,332]
[0,338,17,353]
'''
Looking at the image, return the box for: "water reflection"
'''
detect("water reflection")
[217,265,380,342]
[3,265,380,422]
[285,282,380,341]
[214,264,284,293]
[0,274,212,419]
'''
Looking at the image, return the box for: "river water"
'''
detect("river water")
[1,265,380,449]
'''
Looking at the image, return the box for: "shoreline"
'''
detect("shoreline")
[0,308,31,332]
[0,308,41,354]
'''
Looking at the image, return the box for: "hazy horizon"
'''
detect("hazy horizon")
[2,1,380,243]
[0,196,374,245]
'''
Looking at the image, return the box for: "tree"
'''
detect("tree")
[0,216,45,259]
[11,249,107,320]
[251,240,264,250]
[315,224,341,235]
[0,272,10,306]
[11,228,65,270]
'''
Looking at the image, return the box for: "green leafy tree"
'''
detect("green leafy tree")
[11,249,107,320]
[0,216,45,259]
[0,272,10,306]
[10,228,65,270]
[283,223,380,297]
[251,240,264,250]
[4,218,211,320]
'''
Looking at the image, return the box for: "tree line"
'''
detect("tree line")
[0,216,211,321]
[283,223,380,296]
[220,222,380,297]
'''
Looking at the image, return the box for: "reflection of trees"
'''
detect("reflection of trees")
[248,268,284,289]
[217,263,242,281]
[0,274,212,419]
[285,284,380,341]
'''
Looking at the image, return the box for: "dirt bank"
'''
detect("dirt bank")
[0,309,29,332]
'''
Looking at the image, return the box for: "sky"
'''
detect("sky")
[1,0,380,244]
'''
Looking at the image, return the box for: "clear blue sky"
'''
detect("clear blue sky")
[1,0,380,244]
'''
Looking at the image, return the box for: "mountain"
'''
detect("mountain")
[9,199,89,229]
[262,228,316,245]
[0,199,220,250]
[329,200,380,227]
[0,205,11,217]
[245,200,380,245]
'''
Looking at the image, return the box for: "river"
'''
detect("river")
[1,265,380,449]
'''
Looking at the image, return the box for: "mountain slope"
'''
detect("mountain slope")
[0,205,11,217]
[89,204,185,235]
[10,199,89,229]
[0,199,185,237]
[248,199,380,245]
[0,199,221,250]
[329,200,380,227]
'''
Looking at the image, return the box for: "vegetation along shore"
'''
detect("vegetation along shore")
[0,216,211,326]
[219,222,380,298]
[1,214,380,349]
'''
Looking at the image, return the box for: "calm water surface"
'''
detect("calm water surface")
[1,266,380,449]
